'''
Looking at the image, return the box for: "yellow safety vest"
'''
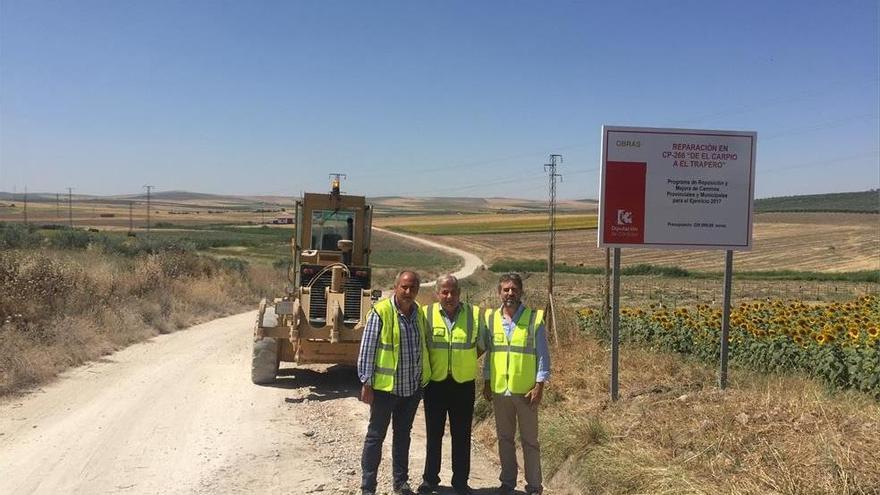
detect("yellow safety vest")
[371,298,431,392]
[486,307,543,394]
[422,303,481,383]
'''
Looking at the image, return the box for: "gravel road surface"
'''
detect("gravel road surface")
[0,311,503,495]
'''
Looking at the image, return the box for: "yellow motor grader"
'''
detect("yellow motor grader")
[251,176,380,384]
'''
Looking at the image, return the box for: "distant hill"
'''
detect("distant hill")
[0,192,89,202]
[755,190,879,213]
[114,190,235,201]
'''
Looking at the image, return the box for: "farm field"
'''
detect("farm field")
[0,197,287,228]
[581,294,880,396]
[548,272,877,307]
[371,196,597,216]
[0,192,596,228]
[453,271,880,494]
[755,189,879,213]
[375,212,597,235]
[436,212,879,273]
[0,222,460,291]
[3,195,879,494]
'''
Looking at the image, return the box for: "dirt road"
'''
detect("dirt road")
[372,228,485,287]
[0,311,505,495]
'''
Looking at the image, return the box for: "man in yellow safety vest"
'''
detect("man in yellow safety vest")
[482,272,551,495]
[358,270,431,495]
[417,275,484,495]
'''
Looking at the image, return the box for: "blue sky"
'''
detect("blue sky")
[1,1,877,200]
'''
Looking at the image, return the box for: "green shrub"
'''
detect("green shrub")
[272,258,291,270]
[221,257,249,275]
[49,229,92,250]
[0,223,42,249]
[622,264,691,277]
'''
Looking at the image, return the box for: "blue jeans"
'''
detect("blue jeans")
[361,388,422,491]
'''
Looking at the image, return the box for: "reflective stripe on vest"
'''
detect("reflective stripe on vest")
[487,307,542,394]
[371,298,432,393]
[422,303,480,382]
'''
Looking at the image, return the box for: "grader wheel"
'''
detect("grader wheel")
[251,301,280,385]
[251,338,280,385]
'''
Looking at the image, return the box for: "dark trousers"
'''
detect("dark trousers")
[361,389,422,492]
[422,378,475,489]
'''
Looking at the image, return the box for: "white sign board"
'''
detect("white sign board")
[599,126,756,250]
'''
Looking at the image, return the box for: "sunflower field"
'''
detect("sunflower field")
[578,294,880,399]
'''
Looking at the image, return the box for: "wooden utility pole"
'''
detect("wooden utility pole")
[22,186,28,225]
[128,201,134,235]
[544,154,562,344]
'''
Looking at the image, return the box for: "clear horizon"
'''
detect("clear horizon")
[1,1,878,200]
[1,188,876,203]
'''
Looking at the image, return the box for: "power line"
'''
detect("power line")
[676,77,879,126]
[544,154,562,345]
[401,76,879,195]
[406,171,548,196]
[545,154,563,291]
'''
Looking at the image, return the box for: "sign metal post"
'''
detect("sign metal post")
[719,249,734,388]
[611,247,621,401]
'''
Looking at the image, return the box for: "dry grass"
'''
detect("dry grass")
[0,248,280,396]
[532,327,880,494]
[462,273,880,495]
[473,321,880,494]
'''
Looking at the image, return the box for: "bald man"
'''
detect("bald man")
[418,275,484,495]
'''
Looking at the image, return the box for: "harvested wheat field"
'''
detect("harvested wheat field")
[437,212,879,272]
[0,203,254,229]
[376,212,597,235]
